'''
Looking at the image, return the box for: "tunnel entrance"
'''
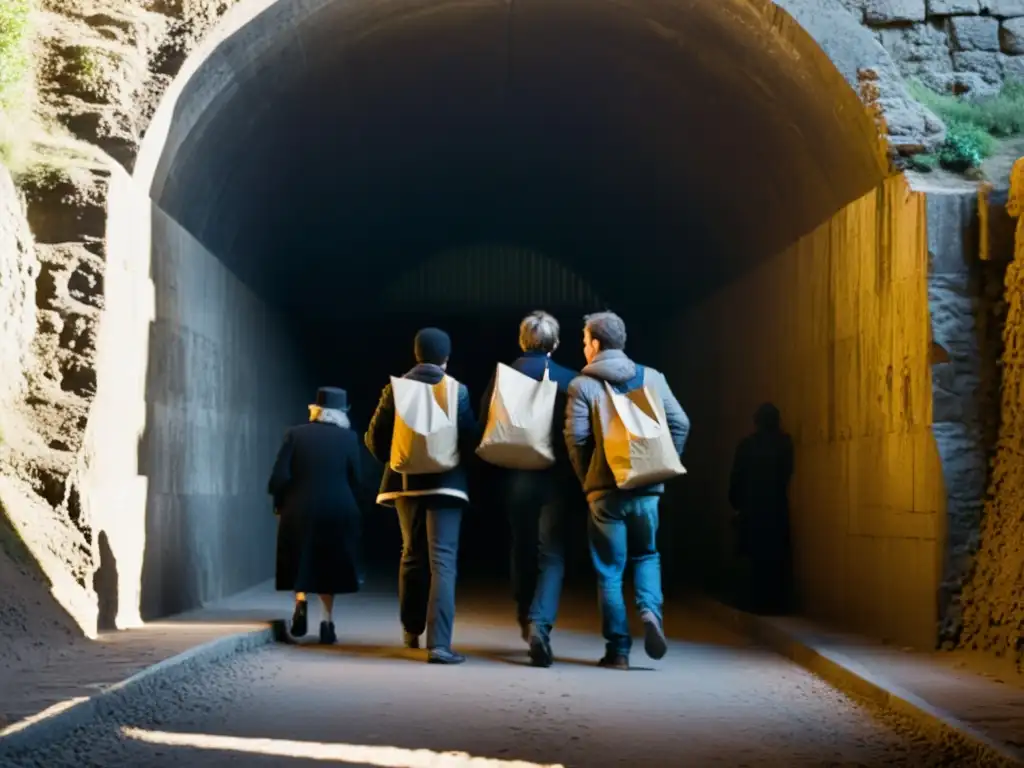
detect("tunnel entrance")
[126,0,891,621]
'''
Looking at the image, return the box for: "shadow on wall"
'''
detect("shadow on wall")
[93,530,119,631]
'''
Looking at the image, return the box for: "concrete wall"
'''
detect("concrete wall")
[667,175,945,649]
[79,167,310,624]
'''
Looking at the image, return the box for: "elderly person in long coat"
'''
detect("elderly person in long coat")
[268,386,364,644]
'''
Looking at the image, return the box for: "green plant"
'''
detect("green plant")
[907,153,938,173]
[0,0,32,110]
[909,78,1024,138]
[938,120,996,171]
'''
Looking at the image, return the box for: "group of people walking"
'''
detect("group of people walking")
[268,309,692,668]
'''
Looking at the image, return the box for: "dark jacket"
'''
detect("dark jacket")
[729,426,794,554]
[267,420,364,594]
[365,363,479,507]
[479,351,578,472]
[565,349,690,502]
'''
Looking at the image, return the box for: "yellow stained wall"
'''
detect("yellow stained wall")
[669,175,944,648]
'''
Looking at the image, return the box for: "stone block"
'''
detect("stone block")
[953,50,1006,82]
[950,15,1002,50]
[1002,18,1024,54]
[878,21,954,70]
[1002,52,1024,79]
[928,0,980,13]
[981,0,1024,15]
[865,0,928,23]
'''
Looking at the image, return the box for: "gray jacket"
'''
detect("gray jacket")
[564,349,690,501]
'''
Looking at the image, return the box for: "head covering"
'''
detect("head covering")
[315,386,349,412]
[413,327,452,365]
[753,402,780,432]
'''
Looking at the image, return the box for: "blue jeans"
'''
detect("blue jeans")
[588,494,663,657]
[506,470,566,638]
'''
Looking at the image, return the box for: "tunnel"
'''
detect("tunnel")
[114,0,899,630]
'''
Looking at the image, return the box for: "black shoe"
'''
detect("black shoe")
[290,601,308,638]
[319,621,337,645]
[403,632,421,649]
[428,647,466,664]
[640,610,668,660]
[528,626,553,668]
[597,653,629,670]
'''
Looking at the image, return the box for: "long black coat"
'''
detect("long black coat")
[268,421,364,595]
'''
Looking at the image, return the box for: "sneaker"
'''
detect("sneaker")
[403,632,421,649]
[428,647,466,665]
[319,621,337,645]
[290,601,308,638]
[528,632,553,668]
[597,653,629,670]
[640,610,668,660]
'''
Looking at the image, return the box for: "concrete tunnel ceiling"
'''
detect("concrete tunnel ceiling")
[142,0,890,313]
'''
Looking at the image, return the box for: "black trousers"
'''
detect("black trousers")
[395,497,463,650]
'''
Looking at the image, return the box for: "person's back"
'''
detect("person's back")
[285,421,361,512]
[564,311,690,670]
[364,327,478,665]
[477,311,579,667]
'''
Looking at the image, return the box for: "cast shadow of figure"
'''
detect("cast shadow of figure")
[728,402,795,616]
[93,530,119,631]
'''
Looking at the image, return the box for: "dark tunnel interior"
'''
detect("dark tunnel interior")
[139,0,889,607]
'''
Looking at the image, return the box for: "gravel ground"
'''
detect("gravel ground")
[2,608,996,768]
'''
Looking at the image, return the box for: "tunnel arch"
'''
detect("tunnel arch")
[115,0,912,621]
[134,0,890,314]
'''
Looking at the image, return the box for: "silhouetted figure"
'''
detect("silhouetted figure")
[93,531,119,631]
[268,387,364,645]
[365,327,479,665]
[729,402,794,616]
[478,310,579,668]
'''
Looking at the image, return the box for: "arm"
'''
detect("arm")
[564,377,594,485]
[364,383,395,465]
[267,430,295,504]
[457,384,480,455]
[653,371,690,456]
[728,440,747,512]
[479,368,496,425]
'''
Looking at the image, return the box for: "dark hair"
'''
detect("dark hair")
[583,311,627,351]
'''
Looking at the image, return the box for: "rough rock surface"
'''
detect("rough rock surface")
[959,159,1024,668]
[861,0,1024,98]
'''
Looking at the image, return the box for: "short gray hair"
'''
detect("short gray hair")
[584,311,627,351]
[519,310,560,353]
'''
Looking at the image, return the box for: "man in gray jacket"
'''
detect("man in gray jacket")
[564,311,690,670]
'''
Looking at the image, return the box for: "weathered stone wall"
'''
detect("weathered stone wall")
[841,0,1024,95]
[666,175,943,648]
[959,158,1024,666]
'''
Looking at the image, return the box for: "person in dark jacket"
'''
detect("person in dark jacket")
[729,402,794,616]
[565,311,690,670]
[479,310,578,668]
[365,327,478,664]
[268,387,364,645]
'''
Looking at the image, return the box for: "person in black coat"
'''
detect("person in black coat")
[478,310,578,668]
[729,402,795,616]
[365,327,479,665]
[268,386,364,645]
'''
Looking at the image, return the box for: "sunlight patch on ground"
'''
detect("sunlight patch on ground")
[121,728,566,767]
[0,696,89,738]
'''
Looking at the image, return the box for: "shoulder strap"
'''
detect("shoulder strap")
[609,365,645,395]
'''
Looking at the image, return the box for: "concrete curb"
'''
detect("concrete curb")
[0,625,275,759]
[696,598,1024,766]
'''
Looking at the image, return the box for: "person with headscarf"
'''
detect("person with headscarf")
[268,387,365,644]
[728,402,795,615]
[364,327,479,665]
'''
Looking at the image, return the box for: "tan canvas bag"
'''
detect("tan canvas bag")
[389,375,461,474]
[601,370,686,489]
[476,363,558,470]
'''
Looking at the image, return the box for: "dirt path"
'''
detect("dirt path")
[8,589,987,767]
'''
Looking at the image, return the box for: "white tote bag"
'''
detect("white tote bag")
[389,375,461,475]
[476,363,558,470]
[601,373,686,489]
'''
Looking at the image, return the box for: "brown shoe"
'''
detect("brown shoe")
[598,653,629,670]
